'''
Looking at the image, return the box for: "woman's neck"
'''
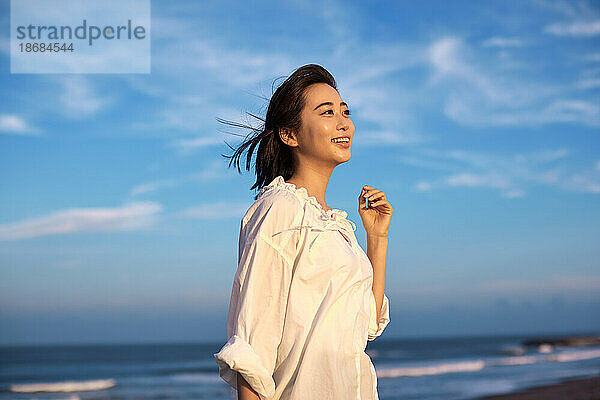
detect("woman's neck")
[285,171,332,211]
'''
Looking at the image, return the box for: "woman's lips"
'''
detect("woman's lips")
[331,139,351,148]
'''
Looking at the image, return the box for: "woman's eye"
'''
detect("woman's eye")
[322,109,351,115]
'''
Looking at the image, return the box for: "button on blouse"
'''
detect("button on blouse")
[214,175,390,400]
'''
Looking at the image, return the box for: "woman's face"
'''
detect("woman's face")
[292,83,355,167]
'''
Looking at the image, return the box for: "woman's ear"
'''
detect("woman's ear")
[279,127,299,148]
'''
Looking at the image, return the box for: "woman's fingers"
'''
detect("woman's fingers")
[364,189,383,202]
[367,191,385,201]
[360,186,386,209]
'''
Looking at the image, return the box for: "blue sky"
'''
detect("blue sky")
[0,0,599,345]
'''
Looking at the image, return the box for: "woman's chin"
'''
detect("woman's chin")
[333,153,351,164]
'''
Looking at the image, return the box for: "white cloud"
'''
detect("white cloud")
[0,202,162,241]
[583,53,600,62]
[285,0,357,51]
[405,146,600,198]
[128,159,229,197]
[429,36,541,106]
[576,78,600,89]
[191,159,230,181]
[445,172,523,198]
[170,136,225,155]
[533,0,600,36]
[545,99,599,115]
[481,37,528,48]
[532,0,599,20]
[446,172,511,189]
[130,180,180,196]
[429,37,464,78]
[336,42,429,147]
[544,20,600,36]
[503,189,525,198]
[0,114,40,135]
[55,75,113,118]
[565,173,600,193]
[539,99,600,125]
[514,148,571,163]
[151,28,294,89]
[358,129,428,146]
[427,36,600,127]
[415,181,433,192]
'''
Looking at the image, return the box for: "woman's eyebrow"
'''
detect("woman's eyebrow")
[313,101,348,111]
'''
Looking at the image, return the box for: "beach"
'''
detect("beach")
[477,375,600,400]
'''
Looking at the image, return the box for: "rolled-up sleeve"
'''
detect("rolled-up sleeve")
[214,193,300,399]
[368,292,390,341]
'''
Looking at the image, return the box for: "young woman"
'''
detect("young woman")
[214,64,393,400]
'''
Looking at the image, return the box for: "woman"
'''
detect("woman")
[214,64,393,400]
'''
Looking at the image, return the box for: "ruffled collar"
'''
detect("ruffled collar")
[258,175,356,232]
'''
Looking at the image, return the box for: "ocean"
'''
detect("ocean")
[1,333,599,399]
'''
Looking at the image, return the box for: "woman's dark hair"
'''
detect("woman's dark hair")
[219,63,337,200]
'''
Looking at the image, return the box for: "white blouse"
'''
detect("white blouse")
[214,175,390,400]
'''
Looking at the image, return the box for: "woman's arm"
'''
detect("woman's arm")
[358,184,392,323]
[237,372,260,400]
[214,194,301,399]
[367,233,388,320]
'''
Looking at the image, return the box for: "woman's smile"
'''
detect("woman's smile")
[331,136,351,148]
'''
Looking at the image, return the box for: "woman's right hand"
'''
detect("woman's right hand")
[237,372,261,400]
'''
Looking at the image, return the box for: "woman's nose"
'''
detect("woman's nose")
[337,116,349,130]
